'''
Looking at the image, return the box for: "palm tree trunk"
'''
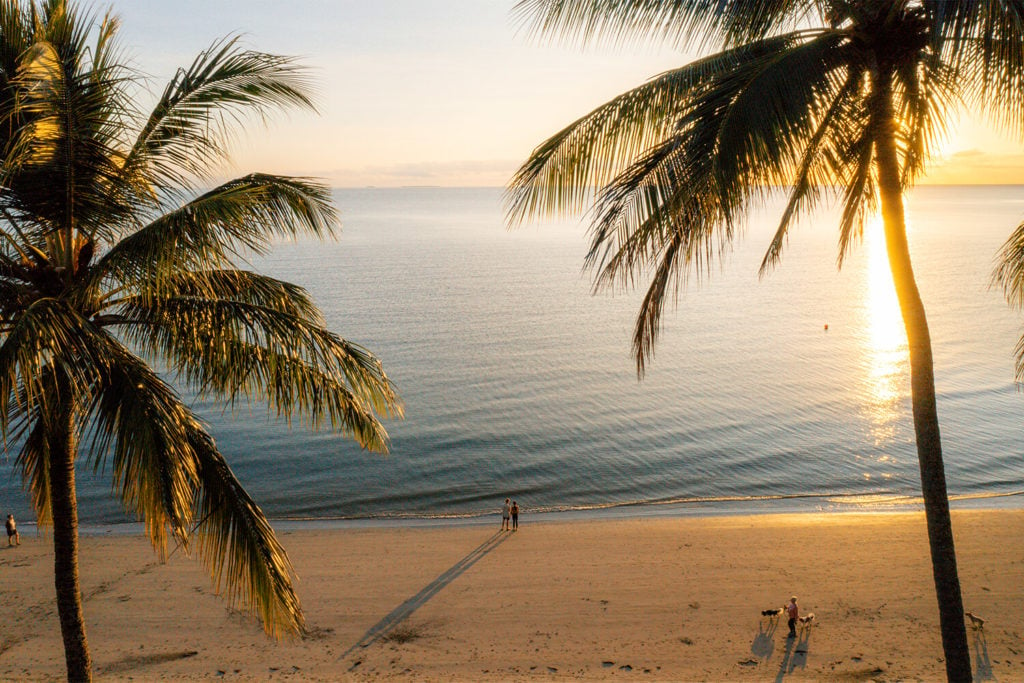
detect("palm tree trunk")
[49,391,92,682]
[872,79,971,682]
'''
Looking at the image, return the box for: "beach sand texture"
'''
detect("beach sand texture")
[0,510,1021,681]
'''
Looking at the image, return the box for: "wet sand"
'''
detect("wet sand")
[0,509,1021,681]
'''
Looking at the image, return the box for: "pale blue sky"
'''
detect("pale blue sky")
[116,1,1024,186]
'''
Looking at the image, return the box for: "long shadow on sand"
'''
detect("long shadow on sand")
[971,629,996,681]
[751,619,777,661]
[774,628,810,681]
[341,530,510,659]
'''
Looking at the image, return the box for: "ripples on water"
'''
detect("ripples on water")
[4,186,1024,523]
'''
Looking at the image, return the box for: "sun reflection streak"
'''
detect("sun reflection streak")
[862,215,908,444]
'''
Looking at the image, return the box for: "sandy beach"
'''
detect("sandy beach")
[0,509,1021,681]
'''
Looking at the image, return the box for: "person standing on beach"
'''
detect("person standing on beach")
[511,500,519,531]
[786,596,798,638]
[6,514,19,546]
[501,498,511,531]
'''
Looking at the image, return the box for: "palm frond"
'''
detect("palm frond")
[11,401,53,524]
[893,41,960,187]
[759,68,865,275]
[712,31,845,197]
[932,1,1024,137]
[0,298,106,435]
[90,174,337,293]
[111,287,399,450]
[79,337,202,552]
[835,127,875,268]
[631,217,690,374]
[513,0,820,49]
[1,14,137,249]
[76,332,304,637]
[121,36,317,194]
[994,220,1024,379]
[187,424,304,638]
[506,34,808,226]
[563,30,868,373]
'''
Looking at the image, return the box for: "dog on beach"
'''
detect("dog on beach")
[761,607,783,618]
[965,612,985,631]
[798,613,815,629]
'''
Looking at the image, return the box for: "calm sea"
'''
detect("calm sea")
[4,186,1024,524]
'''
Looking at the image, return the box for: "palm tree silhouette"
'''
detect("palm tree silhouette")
[508,2,1024,679]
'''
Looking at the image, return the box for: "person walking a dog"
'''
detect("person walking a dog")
[786,596,799,638]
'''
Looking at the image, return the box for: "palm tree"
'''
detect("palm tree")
[0,1,401,680]
[508,1,1024,679]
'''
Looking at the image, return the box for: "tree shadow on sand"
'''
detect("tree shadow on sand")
[971,629,996,681]
[752,619,777,661]
[341,530,510,661]
[774,628,811,681]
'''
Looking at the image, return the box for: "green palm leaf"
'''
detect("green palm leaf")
[122,36,316,194]
[0,4,401,676]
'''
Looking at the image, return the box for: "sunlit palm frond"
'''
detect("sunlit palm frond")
[112,291,399,449]
[132,269,325,323]
[13,412,52,523]
[187,424,303,638]
[79,339,201,553]
[0,298,105,432]
[91,174,337,291]
[122,36,316,194]
[994,220,1024,379]
[0,3,400,664]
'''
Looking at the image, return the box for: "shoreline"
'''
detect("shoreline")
[47,488,1024,536]
[2,509,1021,680]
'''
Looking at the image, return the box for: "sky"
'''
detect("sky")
[115,0,1024,187]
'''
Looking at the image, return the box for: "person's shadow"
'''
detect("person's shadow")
[341,530,510,660]
[774,628,811,681]
[971,628,996,681]
[751,619,777,661]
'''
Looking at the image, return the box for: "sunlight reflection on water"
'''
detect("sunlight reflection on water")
[862,216,909,447]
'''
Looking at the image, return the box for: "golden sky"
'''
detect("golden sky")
[119,1,1024,188]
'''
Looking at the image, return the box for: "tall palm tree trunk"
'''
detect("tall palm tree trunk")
[49,389,92,682]
[872,75,971,682]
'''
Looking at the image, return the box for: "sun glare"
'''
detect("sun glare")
[862,215,908,442]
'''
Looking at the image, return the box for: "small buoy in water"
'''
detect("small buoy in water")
[824,324,829,331]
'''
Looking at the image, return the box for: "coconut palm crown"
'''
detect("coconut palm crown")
[508,1,1024,680]
[0,1,401,680]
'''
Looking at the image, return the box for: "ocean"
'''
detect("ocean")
[4,186,1024,524]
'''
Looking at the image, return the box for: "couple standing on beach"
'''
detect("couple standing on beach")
[501,498,519,531]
